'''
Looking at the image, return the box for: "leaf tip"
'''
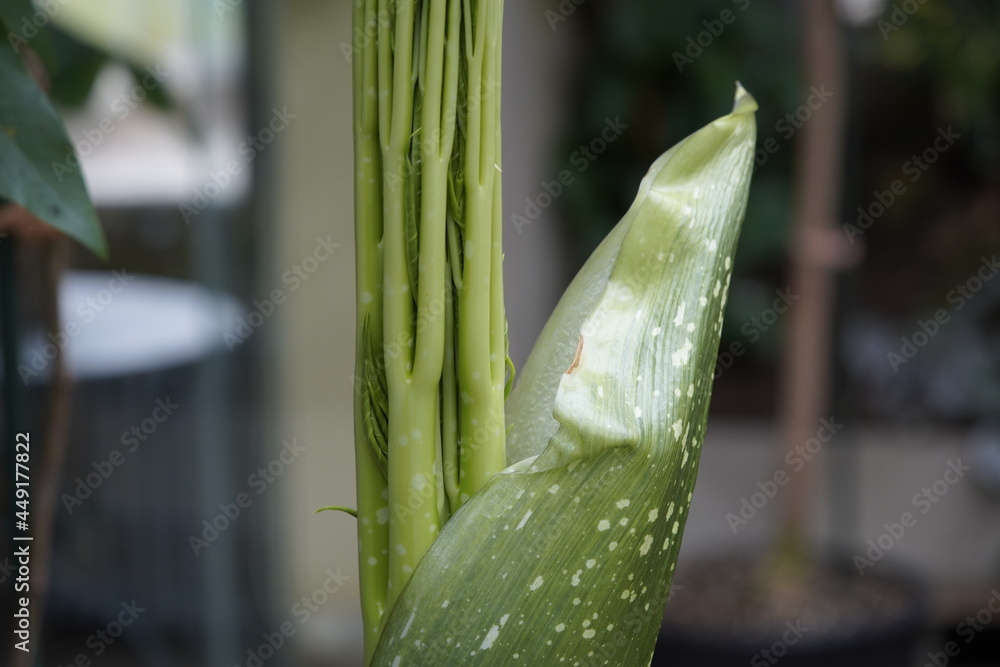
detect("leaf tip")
[314,505,359,518]
[732,81,758,115]
[87,234,110,262]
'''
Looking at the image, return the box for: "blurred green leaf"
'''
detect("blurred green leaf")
[0,43,106,258]
[125,62,172,110]
[1,1,55,68]
[47,25,175,111]
[47,25,109,108]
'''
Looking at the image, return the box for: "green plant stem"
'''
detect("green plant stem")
[353,1,389,660]
[352,0,506,660]
[456,0,505,505]
[378,0,445,616]
[385,387,440,600]
[442,276,461,510]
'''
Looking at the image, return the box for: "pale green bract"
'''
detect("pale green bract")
[370,85,757,666]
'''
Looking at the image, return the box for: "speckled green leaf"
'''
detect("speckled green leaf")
[370,85,756,666]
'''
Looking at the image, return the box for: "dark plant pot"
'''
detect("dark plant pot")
[652,558,925,667]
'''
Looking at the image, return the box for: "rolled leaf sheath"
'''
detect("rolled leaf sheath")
[371,86,757,666]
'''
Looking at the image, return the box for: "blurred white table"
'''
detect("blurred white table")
[55,270,242,379]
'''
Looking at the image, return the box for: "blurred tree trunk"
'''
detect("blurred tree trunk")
[777,0,848,563]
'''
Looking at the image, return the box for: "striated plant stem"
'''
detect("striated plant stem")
[351,0,507,661]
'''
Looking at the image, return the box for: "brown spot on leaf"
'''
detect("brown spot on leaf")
[566,335,583,374]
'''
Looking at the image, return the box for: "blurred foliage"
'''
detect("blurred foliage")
[0,13,106,256]
[48,24,173,110]
[849,0,1000,422]
[854,0,1000,315]
[872,0,1000,174]
[0,9,175,256]
[558,1,798,267]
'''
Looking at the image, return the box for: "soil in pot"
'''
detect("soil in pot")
[654,554,924,667]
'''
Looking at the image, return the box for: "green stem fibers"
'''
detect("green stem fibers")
[351,0,507,661]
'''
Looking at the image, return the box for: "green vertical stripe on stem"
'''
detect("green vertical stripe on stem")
[352,1,507,661]
[379,0,444,616]
[352,0,390,661]
[456,0,505,506]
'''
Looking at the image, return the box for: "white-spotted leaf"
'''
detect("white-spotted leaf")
[370,85,757,666]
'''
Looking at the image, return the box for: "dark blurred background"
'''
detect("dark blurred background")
[0,0,998,665]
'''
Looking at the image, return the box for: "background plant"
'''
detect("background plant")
[0,6,174,662]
